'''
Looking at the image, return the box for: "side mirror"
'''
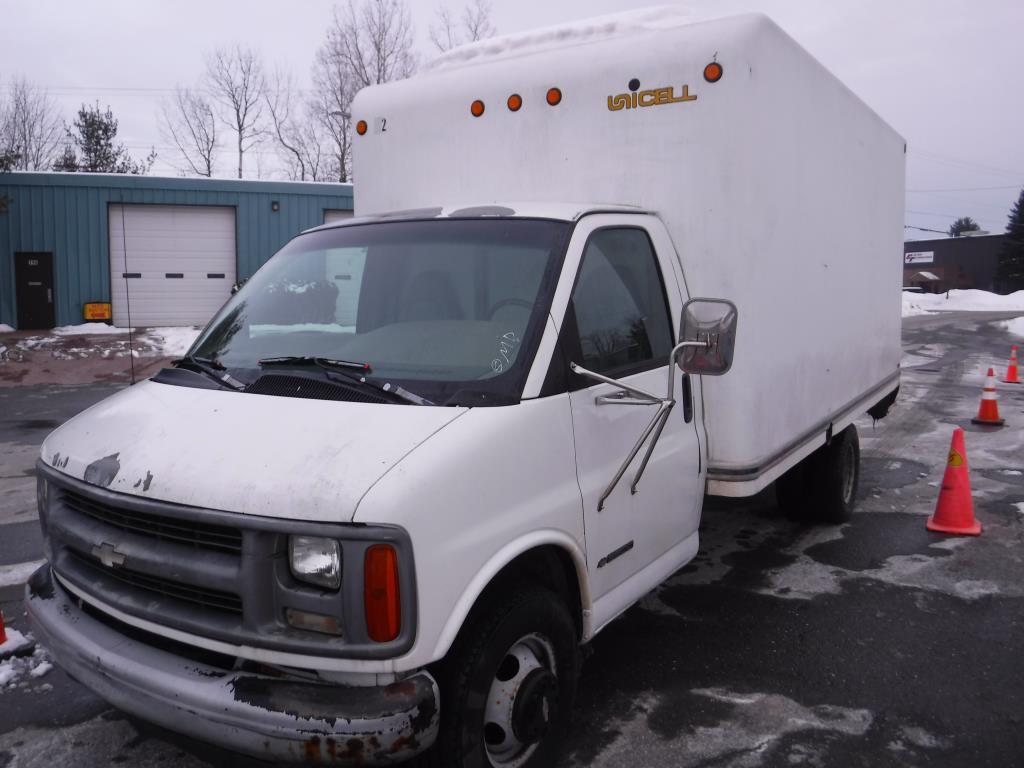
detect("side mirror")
[675,298,738,376]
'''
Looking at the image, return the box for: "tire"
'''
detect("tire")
[423,588,579,768]
[776,425,860,524]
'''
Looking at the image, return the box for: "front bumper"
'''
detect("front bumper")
[25,566,438,765]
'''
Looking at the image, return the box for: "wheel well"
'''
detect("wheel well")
[470,546,584,640]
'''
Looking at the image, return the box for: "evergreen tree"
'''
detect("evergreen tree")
[51,102,155,174]
[948,216,980,237]
[0,147,19,172]
[997,189,1024,292]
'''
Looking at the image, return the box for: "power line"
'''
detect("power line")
[904,224,948,235]
[907,184,1022,193]
[909,149,1024,180]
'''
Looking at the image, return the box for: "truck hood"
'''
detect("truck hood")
[40,379,466,523]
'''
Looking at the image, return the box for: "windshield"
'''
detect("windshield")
[188,218,570,405]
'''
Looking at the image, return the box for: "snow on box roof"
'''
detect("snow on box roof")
[425,5,694,72]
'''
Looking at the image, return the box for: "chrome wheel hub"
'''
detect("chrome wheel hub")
[483,633,558,767]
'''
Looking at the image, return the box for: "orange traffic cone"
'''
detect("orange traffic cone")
[0,609,6,645]
[971,368,1005,426]
[927,428,981,536]
[1004,345,1021,384]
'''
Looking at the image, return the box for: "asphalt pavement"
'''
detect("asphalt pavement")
[1,312,1023,767]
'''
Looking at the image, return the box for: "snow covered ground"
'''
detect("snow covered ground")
[902,289,1024,318]
[1,325,201,361]
[1000,317,1024,338]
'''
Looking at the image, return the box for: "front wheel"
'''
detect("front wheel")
[428,589,579,768]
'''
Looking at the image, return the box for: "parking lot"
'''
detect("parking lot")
[1,311,1023,767]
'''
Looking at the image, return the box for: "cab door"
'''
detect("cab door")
[555,217,704,611]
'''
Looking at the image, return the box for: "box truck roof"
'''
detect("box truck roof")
[352,9,902,216]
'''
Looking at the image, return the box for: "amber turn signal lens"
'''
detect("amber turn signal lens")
[364,544,401,642]
[471,99,485,117]
[546,87,562,106]
[356,120,368,135]
[507,93,523,112]
[703,62,723,83]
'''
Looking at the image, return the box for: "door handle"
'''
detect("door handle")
[682,373,693,423]
[47,288,53,304]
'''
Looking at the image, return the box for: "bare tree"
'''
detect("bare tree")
[328,0,416,90]
[311,45,354,182]
[205,46,266,179]
[311,0,416,182]
[1,76,63,170]
[264,69,328,181]
[159,88,218,177]
[430,0,496,52]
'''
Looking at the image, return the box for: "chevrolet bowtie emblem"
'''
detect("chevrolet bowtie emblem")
[92,542,127,569]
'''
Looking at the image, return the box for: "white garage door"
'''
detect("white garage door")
[324,209,353,224]
[109,204,236,327]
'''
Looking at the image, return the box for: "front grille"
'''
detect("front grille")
[69,550,243,614]
[246,374,390,404]
[62,489,242,553]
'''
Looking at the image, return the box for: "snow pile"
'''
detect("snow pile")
[0,639,54,694]
[0,323,14,333]
[901,293,934,317]
[902,289,1024,317]
[1000,317,1024,338]
[0,627,33,659]
[2,325,202,360]
[143,327,201,357]
[53,323,129,335]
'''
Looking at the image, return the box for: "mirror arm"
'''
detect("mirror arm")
[569,362,661,403]
[667,339,709,399]
[629,400,675,496]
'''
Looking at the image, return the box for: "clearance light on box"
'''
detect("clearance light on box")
[83,302,112,321]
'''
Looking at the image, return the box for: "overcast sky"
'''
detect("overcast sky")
[2,0,1022,239]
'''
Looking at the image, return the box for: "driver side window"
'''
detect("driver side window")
[570,228,674,376]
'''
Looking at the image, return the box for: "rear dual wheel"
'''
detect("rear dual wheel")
[776,424,860,524]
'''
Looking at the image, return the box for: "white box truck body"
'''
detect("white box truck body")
[354,9,904,495]
[26,9,903,767]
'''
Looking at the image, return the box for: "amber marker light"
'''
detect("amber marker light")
[364,544,401,642]
[704,62,723,83]
[507,93,523,112]
[546,87,562,106]
[356,120,368,135]
[471,99,486,117]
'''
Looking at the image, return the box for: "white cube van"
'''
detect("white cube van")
[27,9,903,766]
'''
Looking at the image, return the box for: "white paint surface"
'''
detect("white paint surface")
[109,204,236,327]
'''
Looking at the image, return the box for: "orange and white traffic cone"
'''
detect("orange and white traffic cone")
[0,609,6,645]
[927,428,981,536]
[1004,345,1021,384]
[971,368,1005,426]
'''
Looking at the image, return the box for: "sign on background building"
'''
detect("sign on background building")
[904,251,935,265]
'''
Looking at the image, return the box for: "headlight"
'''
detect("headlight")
[289,536,341,590]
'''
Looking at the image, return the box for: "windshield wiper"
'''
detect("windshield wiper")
[172,355,245,391]
[256,356,434,406]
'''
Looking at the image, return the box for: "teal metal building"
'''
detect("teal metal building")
[0,173,354,329]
